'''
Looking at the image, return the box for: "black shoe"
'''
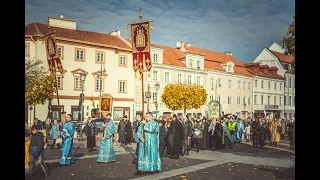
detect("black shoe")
[134,171,142,175]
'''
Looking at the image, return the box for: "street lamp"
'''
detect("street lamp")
[145,84,151,112]
[154,82,160,118]
[97,64,106,118]
[79,72,87,141]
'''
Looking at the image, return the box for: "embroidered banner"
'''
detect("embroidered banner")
[44,32,64,74]
[131,21,151,75]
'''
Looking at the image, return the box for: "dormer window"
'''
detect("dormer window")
[225,62,234,72]
[197,61,200,69]
[189,60,193,68]
[227,65,231,72]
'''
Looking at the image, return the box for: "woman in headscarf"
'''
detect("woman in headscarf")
[167,114,183,159]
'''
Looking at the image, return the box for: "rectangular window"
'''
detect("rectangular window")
[243,81,246,90]
[289,96,292,105]
[95,79,103,91]
[153,54,158,63]
[285,77,287,87]
[268,81,271,90]
[189,60,193,68]
[289,113,292,119]
[56,76,63,90]
[243,97,246,105]
[289,78,292,88]
[267,96,270,105]
[197,76,201,85]
[280,97,282,105]
[52,105,64,120]
[254,95,257,105]
[261,95,264,105]
[210,95,214,102]
[228,80,232,88]
[237,96,240,105]
[217,95,221,103]
[238,81,241,89]
[248,82,251,90]
[248,97,251,105]
[119,55,127,66]
[284,96,287,105]
[165,72,170,83]
[25,42,30,56]
[197,61,200,68]
[274,96,276,105]
[152,92,158,102]
[255,80,258,88]
[71,106,80,121]
[228,96,232,104]
[96,51,105,62]
[187,75,192,85]
[261,80,264,89]
[119,81,126,93]
[75,48,85,61]
[57,46,64,60]
[153,71,158,81]
[293,96,295,105]
[178,74,182,83]
[274,82,277,90]
[280,83,282,90]
[74,77,83,90]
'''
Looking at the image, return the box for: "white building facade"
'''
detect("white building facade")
[25,16,135,124]
[253,42,295,120]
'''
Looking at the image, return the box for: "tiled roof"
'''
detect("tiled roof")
[160,45,186,67]
[244,63,285,80]
[269,50,294,64]
[25,22,131,51]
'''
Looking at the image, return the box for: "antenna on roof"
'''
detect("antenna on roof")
[60,15,64,18]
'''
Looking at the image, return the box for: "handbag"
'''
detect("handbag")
[277,126,282,134]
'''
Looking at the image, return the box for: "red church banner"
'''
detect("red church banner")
[44,32,64,75]
[131,21,151,75]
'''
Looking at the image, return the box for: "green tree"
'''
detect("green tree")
[161,83,207,114]
[25,58,55,106]
[282,16,295,74]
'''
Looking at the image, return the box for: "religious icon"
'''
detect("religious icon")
[208,101,220,118]
[99,93,113,114]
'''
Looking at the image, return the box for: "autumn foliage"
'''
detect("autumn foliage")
[282,16,295,74]
[161,83,208,113]
[25,58,55,106]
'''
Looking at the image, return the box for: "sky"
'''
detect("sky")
[25,0,295,62]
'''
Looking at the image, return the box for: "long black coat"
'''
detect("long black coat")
[287,122,295,144]
[84,122,97,148]
[213,123,223,149]
[201,122,210,149]
[117,121,127,143]
[182,121,192,139]
[167,120,184,156]
[256,125,266,141]
[125,120,133,142]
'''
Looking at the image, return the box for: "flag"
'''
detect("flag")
[91,95,95,108]
[44,32,64,74]
[130,21,151,76]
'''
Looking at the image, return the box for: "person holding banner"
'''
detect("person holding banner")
[97,113,116,163]
[134,112,162,175]
[59,114,76,166]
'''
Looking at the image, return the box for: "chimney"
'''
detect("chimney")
[48,16,76,30]
[176,41,188,52]
[224,52,232,56]
[110,30,121,36]
[185,42,191,47]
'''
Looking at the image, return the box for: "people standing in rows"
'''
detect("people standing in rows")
[182,116,192,156]
[84,117,97,152]
[97,113,116,163]
[270,117,281,147]
[167,114,184,159]
[50,119,61,149]
[192,116,204,152]
[254,120,266,148]
[25,125,50,179]
[158,120,167,158]
[134,112,162,175]
[59,114,76,166]
[251,118,259,147]
[287,118,295,149]
[117,117,127,147]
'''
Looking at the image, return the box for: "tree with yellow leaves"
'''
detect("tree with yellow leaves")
[282,16,295,74]
[25,58,55,106]
[161,83,207,114]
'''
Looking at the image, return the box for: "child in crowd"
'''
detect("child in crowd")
[245,122,251,142]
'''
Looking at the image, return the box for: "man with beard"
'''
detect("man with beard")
[84,117,97,152]
[117,117,127,147]
[167,114,184,159]
[124,116,133,144]
[251,118,260,147]
[193,116,204,152]
[182,116,192,156]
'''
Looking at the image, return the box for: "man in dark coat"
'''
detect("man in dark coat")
[132,117,139,142]
[182,117,192,155]
[158,120,167,158]
[124,116,134,144]
[167,114,184,159]
[213,119,223,150]
[84,117,97,152]
[117,117,127,147]
[255,121,266,148]
[201,119,210,150]
[251,118,259,147]
[287,118,295,149]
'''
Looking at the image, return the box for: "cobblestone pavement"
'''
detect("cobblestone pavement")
[31,139,294,180]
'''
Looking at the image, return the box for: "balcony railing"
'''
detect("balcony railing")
[265,105,278,109]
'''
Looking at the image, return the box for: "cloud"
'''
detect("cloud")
[25,0,295,62]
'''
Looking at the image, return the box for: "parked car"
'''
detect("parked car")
[76,118,105,132]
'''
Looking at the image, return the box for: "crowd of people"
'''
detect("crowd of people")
[25,111,295,178]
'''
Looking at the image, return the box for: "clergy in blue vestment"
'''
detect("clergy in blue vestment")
[59,114,76,166]
[97,113,116,163]
[236,119,245,142]
[134,112,162,175]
